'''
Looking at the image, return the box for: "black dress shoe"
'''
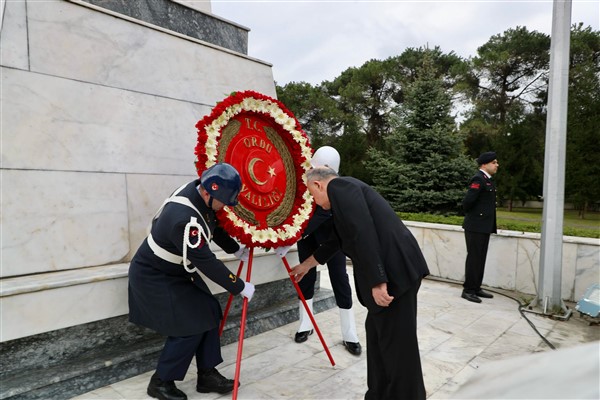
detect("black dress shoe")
[475,289,494,298]
[294,329,313,343]
[147,373,187,400]
[461,292,482,303]
[342,341,362,356]
[197,368,237,394]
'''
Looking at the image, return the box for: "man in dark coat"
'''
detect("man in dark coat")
[461,151,499,303]
[291,167,429,400]
[129,163,254,400]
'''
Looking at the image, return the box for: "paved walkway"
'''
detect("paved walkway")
[73,267,599,399]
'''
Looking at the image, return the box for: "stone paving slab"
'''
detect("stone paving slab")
[73,268,599,400]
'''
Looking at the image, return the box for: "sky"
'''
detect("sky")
[211,0,600,86]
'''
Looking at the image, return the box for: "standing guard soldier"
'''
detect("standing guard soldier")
[128,163,255,400]
[461,151,499,303]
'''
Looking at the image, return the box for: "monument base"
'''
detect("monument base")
[0,277,335,400]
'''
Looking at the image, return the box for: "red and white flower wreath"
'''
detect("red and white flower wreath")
[194,90,314,248]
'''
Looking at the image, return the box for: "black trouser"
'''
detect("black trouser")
[156,327,222,381]
[297,234,353,309]
[463,230,491,293]
[365,280,425,400]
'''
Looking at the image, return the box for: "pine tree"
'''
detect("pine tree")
[367,53,473,213]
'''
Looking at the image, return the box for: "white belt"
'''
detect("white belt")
[147,233,191,265]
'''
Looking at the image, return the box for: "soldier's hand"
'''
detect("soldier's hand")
[234,245,249,262]
[275,245,292,258]
[240,281,255,302]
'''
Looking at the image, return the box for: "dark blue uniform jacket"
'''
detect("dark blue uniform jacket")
[462,170,497,234]
[128,180,244,337]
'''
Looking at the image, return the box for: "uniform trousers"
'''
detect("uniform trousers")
[297,236,352,309]
[365,280,425,400]
[156,327,222,381]
[463,230,491,294]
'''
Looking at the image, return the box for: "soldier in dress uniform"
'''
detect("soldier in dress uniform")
[128,163,254,400]
[292,146,361,356]
[461,151,499,303]
[291,167,429,400]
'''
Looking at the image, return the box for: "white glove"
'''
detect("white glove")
[274,245,291,258]
[234,245,249,262]
[240,281,255,302]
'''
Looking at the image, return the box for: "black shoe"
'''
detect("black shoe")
[475,290,494,298]
[196,368,237,394]
[342,341,362,356]
[294,329,313,343]
[147,373,187,400]
[461,292,482,303]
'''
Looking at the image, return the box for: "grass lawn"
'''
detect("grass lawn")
[397,208,600,239]
[497,208,599,237]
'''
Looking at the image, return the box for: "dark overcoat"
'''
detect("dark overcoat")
[128,180,244,337]
[462,170,497,234]
[313,177,430,313]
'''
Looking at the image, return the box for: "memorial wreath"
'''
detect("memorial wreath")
[195,90,314,248]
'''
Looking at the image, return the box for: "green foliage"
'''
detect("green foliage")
[397,210,600,239]
[494,112,545,207]
[397,212,464,225]
[276,25,599,215]
[565,24,600,216]
[462,26,554,207]
[276,82,343,145]
[470,26,551,126]
[366,53,473,213]
[325,59,398,148]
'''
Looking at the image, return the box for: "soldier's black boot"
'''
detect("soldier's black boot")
[196,367,238,394]
[147,372,187,400]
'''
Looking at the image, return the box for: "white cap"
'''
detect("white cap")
[310,146,340,173]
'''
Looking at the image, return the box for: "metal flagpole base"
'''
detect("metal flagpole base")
[523,296,572,321]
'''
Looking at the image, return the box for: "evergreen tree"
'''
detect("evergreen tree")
[565,24,600,217]
[366,54,473,213]
[276,81,343,146]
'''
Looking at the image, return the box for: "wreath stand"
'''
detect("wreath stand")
[196,90,331,399]
[219,248,336,399]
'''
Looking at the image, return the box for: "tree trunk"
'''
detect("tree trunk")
[581,200,588,219]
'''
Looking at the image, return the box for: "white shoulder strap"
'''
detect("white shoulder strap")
[145,182,213,271]
[150,182,190,222]
[147,183,211,240]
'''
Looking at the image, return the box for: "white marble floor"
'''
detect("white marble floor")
[73,267,599,400]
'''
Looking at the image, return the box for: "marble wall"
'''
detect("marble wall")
[407,221,600,303]
[0,0,279,342]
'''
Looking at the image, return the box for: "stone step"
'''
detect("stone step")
[0,286,335,400]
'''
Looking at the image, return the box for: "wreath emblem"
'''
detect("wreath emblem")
[195,91,314,248]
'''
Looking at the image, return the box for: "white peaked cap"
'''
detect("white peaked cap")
[310,146,340,173]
